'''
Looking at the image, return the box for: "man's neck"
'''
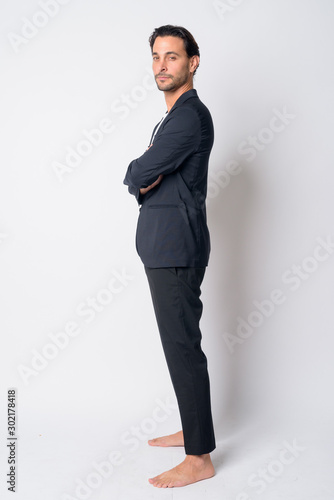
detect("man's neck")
[164,82,193,112]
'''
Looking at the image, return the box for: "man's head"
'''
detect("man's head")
[149,25,200,93]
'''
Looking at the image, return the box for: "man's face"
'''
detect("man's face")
[152,36,198,92]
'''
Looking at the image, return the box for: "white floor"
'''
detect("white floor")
[1,411,333,500]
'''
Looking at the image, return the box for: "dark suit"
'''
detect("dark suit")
[123,88,213,268]
[124,88,216,455]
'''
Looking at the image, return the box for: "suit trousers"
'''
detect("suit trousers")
[144,266,216,455]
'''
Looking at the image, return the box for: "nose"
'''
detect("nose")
[159,61,167,72]
[155,57,167,74]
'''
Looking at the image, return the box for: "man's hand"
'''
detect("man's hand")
[140,174,163,195]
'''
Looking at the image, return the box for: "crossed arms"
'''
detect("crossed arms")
[123,106,201,202]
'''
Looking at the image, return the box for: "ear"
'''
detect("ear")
[190,55,200,74]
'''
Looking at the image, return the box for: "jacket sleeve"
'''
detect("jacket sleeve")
[126,185,144,205]
[123,107,201,190]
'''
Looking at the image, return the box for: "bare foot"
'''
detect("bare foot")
[148,430,184,447]
[148,453,215,488]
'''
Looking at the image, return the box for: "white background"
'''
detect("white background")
[0,0,334,498]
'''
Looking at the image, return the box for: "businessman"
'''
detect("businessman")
[123,25,216,488]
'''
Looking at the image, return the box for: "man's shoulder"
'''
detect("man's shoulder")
[172,91,211,119]
[179,96,213,132]
[161,105,200,137]
[160,90,213,137]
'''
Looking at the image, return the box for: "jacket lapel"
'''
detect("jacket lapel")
[152,89,198,142]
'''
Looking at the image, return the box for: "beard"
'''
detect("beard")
[155,71,189,92]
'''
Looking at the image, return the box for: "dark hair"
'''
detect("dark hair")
[149,25,200,75]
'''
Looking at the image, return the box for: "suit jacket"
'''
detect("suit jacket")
[123,88,214,268]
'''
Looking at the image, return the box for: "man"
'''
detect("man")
[123,25,216,488]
